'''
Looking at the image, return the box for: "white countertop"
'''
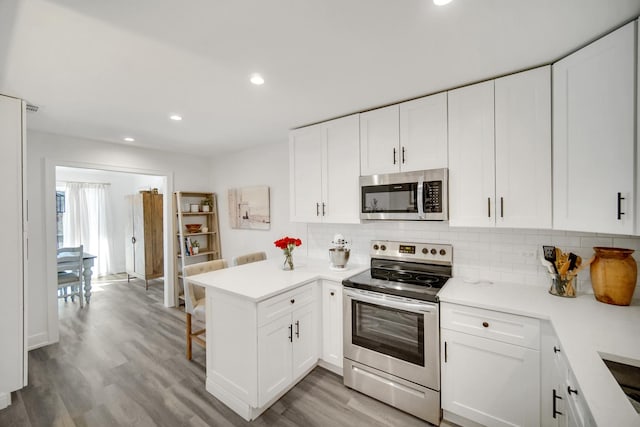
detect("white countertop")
[187,257,367,302]
[439,278,640,427]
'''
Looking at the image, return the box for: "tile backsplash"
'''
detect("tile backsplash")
[305,222,640,293]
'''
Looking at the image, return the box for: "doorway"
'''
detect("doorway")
[44,159,174,344]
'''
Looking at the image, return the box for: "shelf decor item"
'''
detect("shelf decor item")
[590,247,637,306]
[202,195,213,212]
[274,236,302,270]
[191,240,200,255]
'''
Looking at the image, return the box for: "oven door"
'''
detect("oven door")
[343,288,439,390]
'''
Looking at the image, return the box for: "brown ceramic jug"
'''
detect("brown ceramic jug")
[590,247,637,306]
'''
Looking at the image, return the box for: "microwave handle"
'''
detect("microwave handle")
[417,180,425,219]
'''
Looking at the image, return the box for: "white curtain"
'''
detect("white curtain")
[63,183,113,277]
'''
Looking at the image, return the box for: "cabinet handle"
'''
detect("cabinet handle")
[316,203,320,216]
[500,197,504,218]
[553,346,561,353]
[444,341,448,363]
[290,299,295,304]
[322,202,326,216]
[393,148,397,165]
[567,386,578,396]
[401,146,406,164]
[482,321,489,328]
[330,291,335,296]
[553,389,563,418]
[487,198,491,218]
[131,236,136,244]
[288,324,293,343]
[295,320,300,338]
[617,192,625,220]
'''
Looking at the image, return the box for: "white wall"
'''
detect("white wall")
[28,130,212,349]
[212,140,640,294]
[210,142,307,262]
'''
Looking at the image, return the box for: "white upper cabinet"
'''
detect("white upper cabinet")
[360,105,400,175]
[553,21,636,235]
[399,93,448,171]
[448,80,496,227]
[449,67,552,229]
[289,114,360,224]
[289,124,323,222]
[322,115,361,223]
[495,66,552,229]
[360,93,448,176]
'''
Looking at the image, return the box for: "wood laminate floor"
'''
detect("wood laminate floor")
[0,275,436,427]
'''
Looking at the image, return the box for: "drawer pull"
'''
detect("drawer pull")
[553,346,561,353]
[330,291,335,296]
[567,386,578,396]
[290,299,295,304]
[482,321,489,328]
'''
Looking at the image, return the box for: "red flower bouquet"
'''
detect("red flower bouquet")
[274,236,302,270]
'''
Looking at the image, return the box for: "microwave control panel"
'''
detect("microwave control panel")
[423,181,442,213]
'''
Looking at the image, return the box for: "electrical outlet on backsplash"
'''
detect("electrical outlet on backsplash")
[305,223,640,293]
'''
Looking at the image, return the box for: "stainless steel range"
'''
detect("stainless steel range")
[342,240,452,425]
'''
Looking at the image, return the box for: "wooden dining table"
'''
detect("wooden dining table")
[57,251,96,304]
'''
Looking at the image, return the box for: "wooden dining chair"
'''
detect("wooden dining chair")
[57,245,84,308]
[182,259,228,360]
[232,251,266,266]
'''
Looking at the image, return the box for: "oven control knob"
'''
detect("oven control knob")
[440,249,447,256]
[430,248,437,255]
[422,248,428,254]
[373,244,379,250]
[380,245,387,251]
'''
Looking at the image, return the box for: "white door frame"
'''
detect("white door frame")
[44,158,175,344]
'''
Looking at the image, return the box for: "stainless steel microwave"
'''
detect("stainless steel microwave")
[359,168,448,221]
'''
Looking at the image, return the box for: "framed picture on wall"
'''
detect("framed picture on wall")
[228,186,270,230]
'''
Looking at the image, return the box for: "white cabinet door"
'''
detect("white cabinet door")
[258,313,293,406]
[322,114,360,224]
[399,92,448,172]
[441,329,540,427]
[495,66,552,229]
[291,302,317,379]
[553,21,635,235]
[0,94,25,395]
[448,81,496,227]
[289,124,323,223]
[360,105,400,175]
[321,281,343,369]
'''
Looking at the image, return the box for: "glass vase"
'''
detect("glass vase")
[282,253,294,270]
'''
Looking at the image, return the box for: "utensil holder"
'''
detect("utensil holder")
[549,273,577,298]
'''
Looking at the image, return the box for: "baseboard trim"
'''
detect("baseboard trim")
[0,392,11,410]
[28,332,50,350]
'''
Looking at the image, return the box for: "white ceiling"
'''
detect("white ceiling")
[1,0,639,155]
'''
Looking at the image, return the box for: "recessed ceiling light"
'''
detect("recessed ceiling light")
[123,137,135,142]
[250,73,265,85]
[170,114,183,121]
[434,0,452,5]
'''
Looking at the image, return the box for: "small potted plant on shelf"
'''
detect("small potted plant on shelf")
[201,195,214,212]
[191,240,200,254]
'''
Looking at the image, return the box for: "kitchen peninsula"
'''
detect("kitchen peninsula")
[187,258,366,421]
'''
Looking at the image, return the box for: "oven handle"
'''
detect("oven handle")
[417,179,425,219]
[344,289,436,314]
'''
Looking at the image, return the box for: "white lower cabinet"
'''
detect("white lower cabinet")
[541,322,595,427]
[206,282,319,421]
[258,302,317,406]
[441,303,540,427]
[321,280,343,371]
